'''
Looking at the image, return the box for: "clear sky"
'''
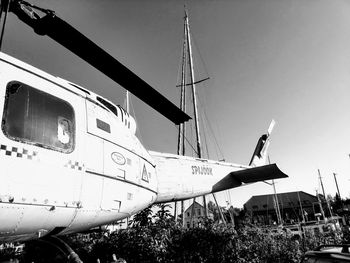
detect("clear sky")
[3,0,350,208]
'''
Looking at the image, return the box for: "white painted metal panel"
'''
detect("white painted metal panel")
[101,178,122,211]
[103,141,127,180]
[86,99,112,139]
[150,151,245,202]
[84,134,104,174]
[79,172,103,210]
[0,59,86,237]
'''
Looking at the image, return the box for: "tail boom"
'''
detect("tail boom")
[150,151,287,203]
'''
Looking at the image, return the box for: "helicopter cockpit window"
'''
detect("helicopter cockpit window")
[2,81,75,153]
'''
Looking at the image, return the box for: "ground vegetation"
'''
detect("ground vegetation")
[1,201,347,262]
[65,204,343,263]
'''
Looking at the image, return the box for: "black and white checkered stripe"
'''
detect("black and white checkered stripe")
[0,144,84,170]
[64,160,84,171]
[0,144,38,160]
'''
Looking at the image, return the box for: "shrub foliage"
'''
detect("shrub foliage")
[2,204,344,262]
[61,205,343,263]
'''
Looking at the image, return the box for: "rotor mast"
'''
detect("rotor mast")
[126,91,130,113]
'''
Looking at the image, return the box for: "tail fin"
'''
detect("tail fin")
[249,120,275,167]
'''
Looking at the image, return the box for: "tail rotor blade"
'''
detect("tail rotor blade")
[267,119,276,136]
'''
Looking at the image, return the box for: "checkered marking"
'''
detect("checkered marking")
[64,160,84,171]
[0,144,38,160]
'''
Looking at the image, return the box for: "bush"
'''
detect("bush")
[164,223,236,263]
[60,206,345,262]
[66,224,306,262]
[0,244,17,261]
[233,226,301,263]
[2,205,345,262]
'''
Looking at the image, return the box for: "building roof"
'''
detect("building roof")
[244,191,318,211]
[184,201,204,213]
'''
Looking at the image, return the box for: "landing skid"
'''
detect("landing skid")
[24,236,82,263]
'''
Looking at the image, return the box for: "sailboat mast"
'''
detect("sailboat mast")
[268,156,282,225]
[297,191,305,222]
[272,180,282,225]
[185,12,202,159]
[177,17,187,156]
[316,189,326,221]
[318,169,333,218]
[176,13,188,226]
[185,11,208,218]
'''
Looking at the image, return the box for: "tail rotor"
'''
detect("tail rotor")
[249,120,275,167]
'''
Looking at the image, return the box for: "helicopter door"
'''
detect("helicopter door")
[85,99,107,172]
[84,99,126,211]
[79,99,107,212]
[84,98,126,212]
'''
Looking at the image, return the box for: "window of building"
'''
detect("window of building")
[197,209,201,216]
[2,81,75,153]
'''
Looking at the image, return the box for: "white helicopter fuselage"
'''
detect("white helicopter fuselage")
[0,52,286,243]
[0,0,288,245]
[0,52,158,242]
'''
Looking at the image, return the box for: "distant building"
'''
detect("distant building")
[106,219,129,231]
[244,191,322,225]
[183,201,214,228]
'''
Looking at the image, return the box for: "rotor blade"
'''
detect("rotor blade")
[10,4,191,125]
[267,119,276,136]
